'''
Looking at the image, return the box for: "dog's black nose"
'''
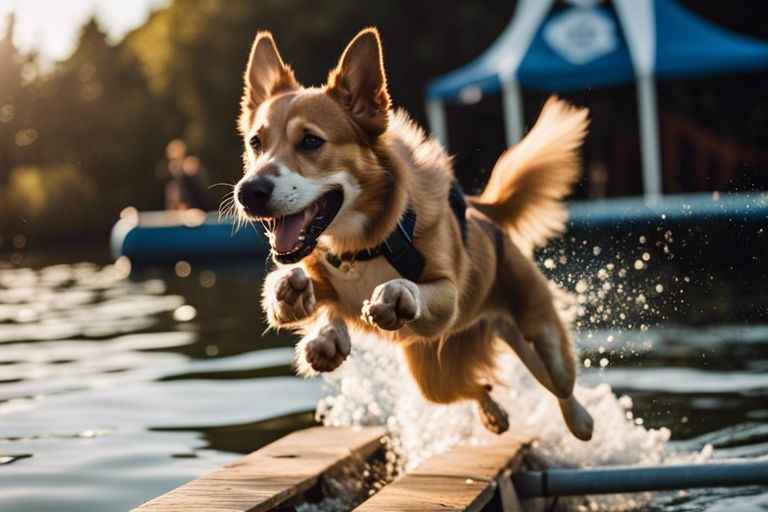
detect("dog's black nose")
[238,177,274,214]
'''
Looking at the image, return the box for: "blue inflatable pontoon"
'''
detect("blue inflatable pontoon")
[110,209,269,264]
[111,193,768,265]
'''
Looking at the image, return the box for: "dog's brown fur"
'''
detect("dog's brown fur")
[236,28,594,440]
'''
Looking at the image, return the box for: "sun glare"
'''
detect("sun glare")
[0,0,168,62]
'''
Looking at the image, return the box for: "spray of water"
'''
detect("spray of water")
[312,228,714,510]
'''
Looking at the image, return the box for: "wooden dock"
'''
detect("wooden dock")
[133,426,529,511]
[355,432,527,511]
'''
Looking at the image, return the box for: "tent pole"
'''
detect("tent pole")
[636,74,663,203]
[502,80,524,147]
[425,99,449,149]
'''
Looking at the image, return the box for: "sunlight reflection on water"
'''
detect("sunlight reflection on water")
[0,255,766,511]
[0,261,320,511]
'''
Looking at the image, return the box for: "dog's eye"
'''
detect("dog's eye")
[300,134,325,151]
[249,135,261,150]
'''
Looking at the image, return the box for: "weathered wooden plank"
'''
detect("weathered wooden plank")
[354,433,529,512]
[133,426,387,512]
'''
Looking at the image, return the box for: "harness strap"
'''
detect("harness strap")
[380,208,425,282]
[448,179,468,242]
[325,181,467,283]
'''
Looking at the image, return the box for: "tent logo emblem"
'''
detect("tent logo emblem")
[543,7,619,65]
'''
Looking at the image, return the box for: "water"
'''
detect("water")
[0,251,766,511]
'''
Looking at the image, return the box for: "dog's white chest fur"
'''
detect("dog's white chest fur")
[318,253,400,311]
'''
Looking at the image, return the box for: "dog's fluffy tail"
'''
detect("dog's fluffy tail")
[468,97,589,255]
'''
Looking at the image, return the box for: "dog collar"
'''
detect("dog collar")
[325,207,426,282]
[324,181,467,283]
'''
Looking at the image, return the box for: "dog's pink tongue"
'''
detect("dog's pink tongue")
[273,208,314,253]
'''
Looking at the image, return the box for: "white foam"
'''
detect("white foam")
[316,330,711,510]
[312,231,718,509]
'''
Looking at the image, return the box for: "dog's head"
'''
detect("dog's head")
[234,28,393,264]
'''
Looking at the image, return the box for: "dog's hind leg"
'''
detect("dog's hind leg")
[402,321,509,434]
[477,384,509,434]
[495,236,577,399]
[495,319,593,440]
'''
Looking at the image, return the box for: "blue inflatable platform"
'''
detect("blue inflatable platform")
[110,209,269,265]
[111,193,767,265]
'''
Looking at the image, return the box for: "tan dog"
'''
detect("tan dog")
[234,28,593,440]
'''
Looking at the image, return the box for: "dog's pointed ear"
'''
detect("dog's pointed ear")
[327,28,391,138]
[242,32,297,113]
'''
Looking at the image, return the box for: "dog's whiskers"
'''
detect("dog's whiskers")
[209,182,235,190]
[217,194,236,222]
[216,193,251,236]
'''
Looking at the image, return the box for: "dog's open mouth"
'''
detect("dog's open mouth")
[262,189,344,264]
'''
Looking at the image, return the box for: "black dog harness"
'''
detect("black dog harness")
[325,181,467,282]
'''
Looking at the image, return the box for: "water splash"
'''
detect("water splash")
[312,229,721,510]
[311,212,768,508]
[314,330,713,510]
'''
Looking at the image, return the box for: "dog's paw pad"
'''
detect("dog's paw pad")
[304,322,351,373]
[361,279,419,331]
[271,268,315,324]
[478,393,509,435]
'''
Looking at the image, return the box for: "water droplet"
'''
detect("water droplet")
[199,270,216,288]
[175,261,191,278]
[114,256,132,278]
[173,304,197,322]
[12,234,26,249]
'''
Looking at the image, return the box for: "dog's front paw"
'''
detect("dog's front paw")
[266,267,315,325]
[361,279,420,331]
[305,321,351,372]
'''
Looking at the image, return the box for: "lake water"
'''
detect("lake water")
[0,242,766,511]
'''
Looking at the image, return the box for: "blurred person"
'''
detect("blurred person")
[588,160,608,199]
[164,139,216,211]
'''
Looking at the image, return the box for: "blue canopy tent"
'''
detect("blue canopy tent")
[425,0,768,201]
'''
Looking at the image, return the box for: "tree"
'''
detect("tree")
[126,0,516,187]
[0,14,30,188]
[2,18,171,242]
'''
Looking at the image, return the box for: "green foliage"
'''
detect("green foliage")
[2,163,100,240]
[3,1,764,246]
[0,13,36,189]
[125,0,516,187]
[1,16,170,243]
[1,1,516,245]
